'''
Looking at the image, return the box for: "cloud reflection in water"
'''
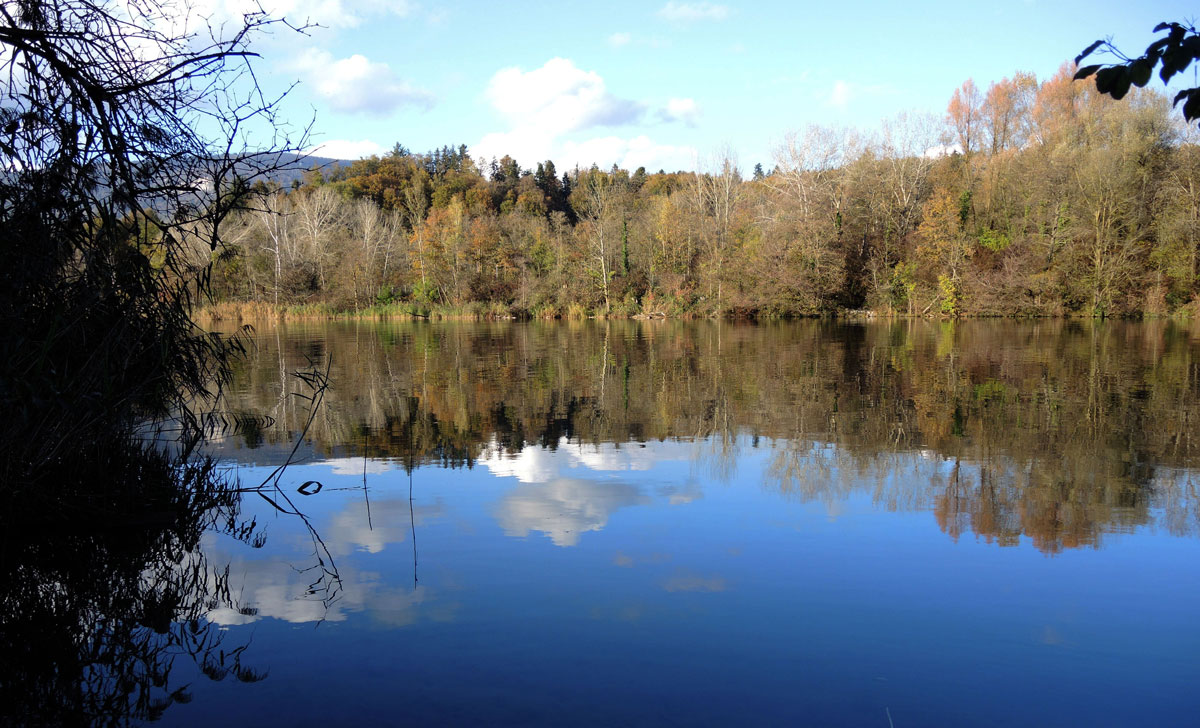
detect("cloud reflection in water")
[494,478,647,546]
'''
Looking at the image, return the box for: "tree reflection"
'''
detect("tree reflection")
[0,444,270,725]
[214,319,1200,553]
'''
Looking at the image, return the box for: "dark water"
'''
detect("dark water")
[165,321,1198,724]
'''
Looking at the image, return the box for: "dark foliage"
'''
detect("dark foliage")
[1076,21,1200,122]
[0,441,266,726]
[0,1,315,723]
[0,0,306,492]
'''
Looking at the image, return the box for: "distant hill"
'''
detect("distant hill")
[255,152,351,187]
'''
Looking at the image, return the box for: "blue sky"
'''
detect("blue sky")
[223,0,1193,171]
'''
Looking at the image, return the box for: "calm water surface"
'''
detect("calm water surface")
[166,320,1199,726]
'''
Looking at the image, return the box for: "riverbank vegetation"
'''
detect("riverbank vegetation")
[203,65,1199,321]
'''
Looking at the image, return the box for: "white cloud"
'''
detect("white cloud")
[482,440,564,483]
[324,495,445,556]
[657,2,730,22]
[303,139,386,159]
[660,97,700,126]
[822,79,894,112]
[198,489,455,627]
[608,31,633,47]
[481,437,697,483]
[475,132,697,174]
[659,481,703,505]
[474,58,698,171]
[326,456,393,475]
[295,49,434,116]
[485,58,644,133]
[473,127,555,169]
[827,80,853,110]
[204,554,440,626]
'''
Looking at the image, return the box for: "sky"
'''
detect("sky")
[213,0,1194,171]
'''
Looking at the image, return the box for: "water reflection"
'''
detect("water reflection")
[215,319,1200,553]
[481,437,701,546]
[0,455,272,725]
[324,495,444,556]
[18,320,1200,725]
[480,437,682,483]
[494,479,647,546]
[158,320,1200,726]
[202,552,446,627]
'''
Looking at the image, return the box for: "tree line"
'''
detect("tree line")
[206,64,1200,319]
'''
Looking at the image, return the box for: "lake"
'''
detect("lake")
[167,319,1199,726]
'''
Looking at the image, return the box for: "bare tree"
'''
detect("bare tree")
[872,112,938,297]
[769,126,863,308]
[294,186,343,290]
[254,190,296,305]
[0,0,310,478]
[576,168,628,314]
[693,146,742,312]
[348,198,400,307]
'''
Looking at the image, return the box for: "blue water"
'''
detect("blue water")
[163,434,1200,727]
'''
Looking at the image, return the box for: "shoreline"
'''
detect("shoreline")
[195,300,1200,325]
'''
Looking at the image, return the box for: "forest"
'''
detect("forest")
[202,63,1200,320]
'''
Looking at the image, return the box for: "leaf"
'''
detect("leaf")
[1160,58,1179,83]
[1094,66,1132,100]
[1094,66,1121,94]
[1129,58,1152,87]
[1157,34,1199,82]
[1183,90,1200,122]
[1110,71,1132,100]
[297,480,323,495]
[1075,39,1104,64]
[1073,64,1102,80]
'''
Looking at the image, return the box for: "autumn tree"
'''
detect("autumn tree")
[948,78,983,155]
[1067,90,1174,315]
[916,185,973,315]
[1153,144,1200,306]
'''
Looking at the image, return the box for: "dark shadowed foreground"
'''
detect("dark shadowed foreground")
[0,3,307,723]
[0,453,264,724]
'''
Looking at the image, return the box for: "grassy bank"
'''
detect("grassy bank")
[198,300,562,324]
